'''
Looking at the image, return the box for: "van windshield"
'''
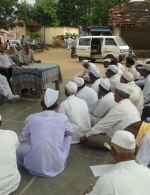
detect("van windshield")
[115,37,127,46]
[79,38,91,46]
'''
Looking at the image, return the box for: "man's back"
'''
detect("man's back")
[19,110,74,177]
[89,161,150,195]
[58,95,91,144]
[0,130,20,195]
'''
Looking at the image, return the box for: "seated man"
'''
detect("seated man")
[89,67,101,94]
[125,57,140,80]
[135,62,145,89]
[73,77,98,114]
[79,60,97,82]
[120,71,144,115]
[80,83,141,149]
[0,74,20,100]
[90,78,117,127]
[125,120,150,168]
[19,41,41,64]
[106,65,121,92]
[17,88,74,177]
[0,115,21,195]
[84,131,150,195]
[58,81,91,144]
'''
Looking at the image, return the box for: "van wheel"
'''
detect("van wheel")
[106,54,114,59]
[91,59,96,63]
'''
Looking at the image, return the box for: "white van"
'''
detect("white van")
[76,36,129,62]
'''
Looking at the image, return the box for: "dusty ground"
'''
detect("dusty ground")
[35,48,147,80]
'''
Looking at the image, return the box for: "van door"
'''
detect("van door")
[102,38,119,58]
[76,37,91,57]
[91,38,102,56]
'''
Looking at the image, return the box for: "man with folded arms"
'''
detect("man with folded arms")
[80,83,140,149]
[84,131,150,195]
[17,88,74,177]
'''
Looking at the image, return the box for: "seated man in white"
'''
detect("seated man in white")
[73,77,98,114]
[80,83,141,149]
[106,65,121,92]
[79,60,96,82]
[125,57,140,80]
[89,67,101,94]
[125,120,150,168]
[17,88,74,177]
[58,81,91,144]
[90,78,117,127]
[0,74,20,100]
[0,115,21,195]
[120,71,144,115]
[84,131,150,195]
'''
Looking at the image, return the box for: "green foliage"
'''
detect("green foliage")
[65,32,78,38]
[27,32,43,42]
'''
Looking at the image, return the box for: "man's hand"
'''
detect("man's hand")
[80,135,87,143]
[36,60,41,63]
[10,64,18,68]
[83,184,94,195]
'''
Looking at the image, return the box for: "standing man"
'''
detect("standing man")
[17,88,74,177]
[67,36,72,50]
[58,81,91,144]
[20,35,25,47]
[71,37,77,58]
[19,41,41,64]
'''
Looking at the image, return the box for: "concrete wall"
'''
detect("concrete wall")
[8,26,26,40]
[121,26,150,50]
[112,26,121,36]
[45,26,78,45]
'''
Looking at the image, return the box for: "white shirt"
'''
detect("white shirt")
[86,99,140,138]
[109,74,121,92]
[0,130,21,195]
[76,86,98,114]
[89,160,150,195]
[80,63,96,77]
[91,92,117,126]
[0,53,15,68]
[128,65,140,80]
[136,132,150,168]
[91,78,101,94]
[118,63,125,72]
[127,81,144,115]
[143,75,150,103]
[58,95,91,144]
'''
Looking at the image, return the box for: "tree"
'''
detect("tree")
[31,0,59,26]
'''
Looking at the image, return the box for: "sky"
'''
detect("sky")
[19,0,35,5]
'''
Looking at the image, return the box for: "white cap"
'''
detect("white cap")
[90,67,100,78]
[116,83,133,95]
[138,64,150,71]
[81,60,89,66]
[134,61,143,68]
[145,58,150,65]
[99,78,110,91]
[122,71,134,82]
[0,115,1,121]
[103,58,111,63]
[112,131,135,149]
[108,65,118,73]
[118,68,123,76]
[44,88,59,108]
[65,81,77,94]
[73,77,84,87]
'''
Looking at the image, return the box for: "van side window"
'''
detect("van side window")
[79,38,91,46]
[105,38,116,45]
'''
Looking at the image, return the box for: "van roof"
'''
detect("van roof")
[79,36,119,38]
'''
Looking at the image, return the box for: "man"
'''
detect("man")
[84,131,150,195]
[120,71,144,115]
[58,81,91,144]
[20,34,25,47]
[106,65,120,92]
[73,77,98,114]
[0,42,17,87]
[89,67,101,94]
[17,88,74,177]
[19,41,41,64]
[0,74,20,100]
[71,37,77,58]
[79,60,96,82]
[67,36,72,50]
[125,120,150,168]
[103,58,111,69]
[109,57,124,75]
[125,57,140,80]
[90,78,117,127]
[0,115,21,195]
[134,62,145,89]
[80,83,141,149]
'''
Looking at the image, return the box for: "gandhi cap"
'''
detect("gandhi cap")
[73,77,84,87]
[90,67,100,78]
[44,88,59,108]
[122,71,134,82]
[116,83,133,95]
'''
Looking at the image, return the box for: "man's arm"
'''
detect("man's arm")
[80,69,86,77]
[19,117,31,142]
[58,102,67,115]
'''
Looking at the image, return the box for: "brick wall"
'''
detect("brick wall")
[121,27,150,50]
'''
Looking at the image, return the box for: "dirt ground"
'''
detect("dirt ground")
[35,48,147,80]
